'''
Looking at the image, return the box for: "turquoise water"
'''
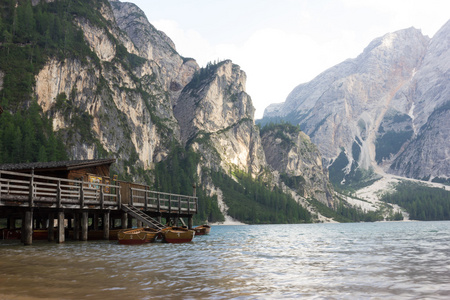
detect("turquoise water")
[1,221,450,299]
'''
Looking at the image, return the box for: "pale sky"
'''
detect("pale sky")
[124,0,449,119]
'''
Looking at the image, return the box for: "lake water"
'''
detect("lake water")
[1,221,450,299]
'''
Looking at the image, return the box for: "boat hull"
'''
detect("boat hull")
[162,227,195,243]
[193,225,211,235]
[118,228,159,245]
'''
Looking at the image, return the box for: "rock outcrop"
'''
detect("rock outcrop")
[263,21,450,182]
[260,124,333,206]
[174,61,267,175]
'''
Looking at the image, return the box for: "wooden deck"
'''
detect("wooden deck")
[0,170,198,245]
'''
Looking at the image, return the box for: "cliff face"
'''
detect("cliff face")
[33,0,198,177]
[174,61,266,175]
[0,0,334,215]
[263,22,449,182]
[260,125,334,206]
[389,21,450,180]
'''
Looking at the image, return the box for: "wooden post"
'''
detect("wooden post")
[8,216,15,229]
[23,210,33,245]
[81,211,88,241]
[48,213,55,242]
[57,211,65,243]
[129,187,133,207]
[157,193,160,213]
[116,184,121,209]
[93,213,99,230]
[80,182,84,209]
[193,184,197,214]
[103,211,110,240]
[57,180,61,209]
[29,169,35,208]
[100,187,104,209]
[121,212,128,229]
[73,213,79,240]
[188,197,191,215]
[188,217,193,230]
[169,195,172,213]
[127,216,133,228]
[144,187,148,211]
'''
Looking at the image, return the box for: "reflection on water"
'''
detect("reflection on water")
[1,221,450,299]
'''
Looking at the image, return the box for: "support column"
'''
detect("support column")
[57,211,65,243]
[48,213,55,242]
[127,216,133,229]
[121,212,128,229]
[103,211,110,240]
[188,217,193,229]
[93,213,99,231]
[81,211,88,241]
[8,216,15,229]
[73,213,79,240]
[23,210,33,246]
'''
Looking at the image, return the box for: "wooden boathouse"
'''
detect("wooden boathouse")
[0,159,198,245]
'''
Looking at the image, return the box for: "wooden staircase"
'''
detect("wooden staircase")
[121,204,166,230]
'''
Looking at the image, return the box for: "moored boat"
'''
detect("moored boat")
[193,224,211,235]
[1,228,21,240]
[161,226,195,243]
[118,227,160,245]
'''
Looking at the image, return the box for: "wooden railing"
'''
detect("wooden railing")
[130,187,198,214]
[0,170,121,209]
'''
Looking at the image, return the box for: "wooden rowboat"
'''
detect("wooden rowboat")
[161,227,195,243]
[1,228,21,240]
[193,224,211,235]
[118,227,160,245]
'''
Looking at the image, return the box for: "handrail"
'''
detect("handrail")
[130,187,197,214]
[0,170,121,209]
[0,170,196,215]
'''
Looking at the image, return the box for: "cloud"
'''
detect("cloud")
[148,1,450,119]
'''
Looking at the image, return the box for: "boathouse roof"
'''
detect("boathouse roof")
[0,158,116,172]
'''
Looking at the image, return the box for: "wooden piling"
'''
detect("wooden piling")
[81,211,88,241]
[57,211,65,243]
[23,210,33,246]
[103,211,110,240]
[73,213,79,240]
[48,213,55,242]
[121,212,128,229]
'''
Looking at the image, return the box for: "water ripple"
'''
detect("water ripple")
[1,221,450,299]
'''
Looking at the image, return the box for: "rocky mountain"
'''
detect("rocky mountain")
[0,0,334,223]
[260,123,334,206]
[263,21,450,184]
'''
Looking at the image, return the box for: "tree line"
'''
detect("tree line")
[152,145,224,224]
[0,102,67,164]
[211,170,312,224]
[381,181,450,221]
